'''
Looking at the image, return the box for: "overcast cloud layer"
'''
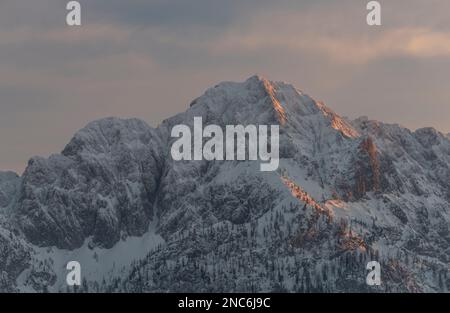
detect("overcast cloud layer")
[1,0,450,173]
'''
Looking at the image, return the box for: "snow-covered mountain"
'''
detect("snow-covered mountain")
[0,75,449,292]
[17,118,164,249]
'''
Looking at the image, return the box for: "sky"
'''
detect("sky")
[1,0,450,173]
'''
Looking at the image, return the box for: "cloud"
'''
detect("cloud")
[1,0,450,173]
[15,24,131,45]
[404,29,450,57]
[307,28,450,63]
[197,8,450,65]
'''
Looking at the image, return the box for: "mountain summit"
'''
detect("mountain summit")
[0,76,449,292]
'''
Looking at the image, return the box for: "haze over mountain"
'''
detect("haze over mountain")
[0,76,449,292]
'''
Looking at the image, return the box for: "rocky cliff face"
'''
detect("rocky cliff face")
[0,76,449,292]
[0,171,20,210]
[15,118,164,249]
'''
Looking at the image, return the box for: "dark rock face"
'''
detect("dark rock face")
[0,172,20,209]
[353,136,381,199]
[25,259,57,292]
[16,118,164,249]
[203,176,277,224]
[0,227,31,292]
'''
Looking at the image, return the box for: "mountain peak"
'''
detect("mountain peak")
[183,76,360,139]
[62,117,155,157]
[246,76,359,137]
[79,117,152,132]
[245,74,269,84]
[178,75,294,126]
